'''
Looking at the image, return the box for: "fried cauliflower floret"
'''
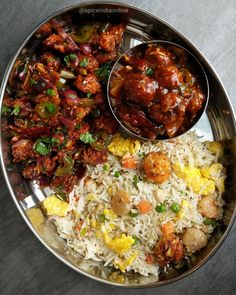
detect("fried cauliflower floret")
[154,234,184,267]
[143,152,171,184]
[182,227,207,253]
[198,194,221,219]
[74,74,101,94]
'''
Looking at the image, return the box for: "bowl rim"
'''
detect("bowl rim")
[0,0,236,288]
[107,39,210,141]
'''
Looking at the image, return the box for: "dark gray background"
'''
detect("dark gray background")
[0,1,236,294]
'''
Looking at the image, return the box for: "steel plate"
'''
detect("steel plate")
[0,1,236,288]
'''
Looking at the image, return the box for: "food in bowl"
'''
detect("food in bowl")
[109,42,207,139]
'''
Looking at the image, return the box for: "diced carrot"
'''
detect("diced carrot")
[161,221,175,235]
[146,254,154,264]
[137,200,151,214]
[76,220,83,232]
[121,155,138,169]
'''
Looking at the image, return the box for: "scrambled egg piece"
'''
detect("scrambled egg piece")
[206,141,223,157]
[101,226,134,255]
[176,200,189,219]
[86,193,97,201]
[115,251,139,272]
[109,272,125,283]
[103,208,117,220]
[173,163,215,195]
[200,163,223,181]
[26,207,45,228]
[217,177,225,193]
[201,163,225,193]
[108,133,140,157]
[42,194,69,217]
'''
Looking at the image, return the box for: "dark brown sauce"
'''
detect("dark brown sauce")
[109,43,206,139]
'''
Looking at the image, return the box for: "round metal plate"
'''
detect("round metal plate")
[0,1,236,288]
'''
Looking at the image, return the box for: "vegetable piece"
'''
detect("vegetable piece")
[198,195,220,219]
[54,155,74,176]
[129,212,139,218]
[171,202,181,213]
[63,89,79,105]
[155,203,166,213]
[132,235,140,245]
[182,227,207,252]
[30,79,38,86]
[71,25,95,43]
[143,152,171,184]
[45,102,56,114]
[98,214,107,223]
[10,105,20,116]
[132,175,139,189]
[153,188,168,203]
[146,67,154,76]
[46,89,56,96]
[79,133,95,144]
[161,221,175,235]
[33,137,51,156]
[59,116,76,131]
[90,109,100,117]
[109,75,125,97]
[154,233,184,266]
[121,155,138,169]
[114,171,121,178]
[64,53,77,66]
[87,92,92,98]
[103,163,110,171]
[111,189,131,216]
[35,102,56,119]
[95,62,112,81]
[60,69,76,79]
[18,57,29,81]
[137,200,151,214]
[79,58,89,67]
[77,98,97,107]
[1,105,11,115]
[146,254,154,264]
[89,131,109,151]
[203,218,216,226]
[69,53,77,60]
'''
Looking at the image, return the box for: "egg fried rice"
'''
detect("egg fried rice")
[48,132,225,277]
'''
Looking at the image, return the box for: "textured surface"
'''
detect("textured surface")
[0,0,236,294]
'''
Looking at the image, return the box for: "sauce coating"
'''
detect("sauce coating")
[109,43,206,139]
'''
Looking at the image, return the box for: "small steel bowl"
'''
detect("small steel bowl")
[107,40,209,141]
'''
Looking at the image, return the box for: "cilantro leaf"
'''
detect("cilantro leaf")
[33,138,51,156]
[69,53,77,60]
[46,89,56,96]
[10,105,20,116]
[79,58,89,67]
[146,67,154,76]
[95,62,112,81]
[1,105,11,115]
[79,133,95,144]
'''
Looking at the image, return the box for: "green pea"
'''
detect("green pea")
[171,202,181,213]
[203,218,216,226]
[155,204,166,213]
[114,171,121,177]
